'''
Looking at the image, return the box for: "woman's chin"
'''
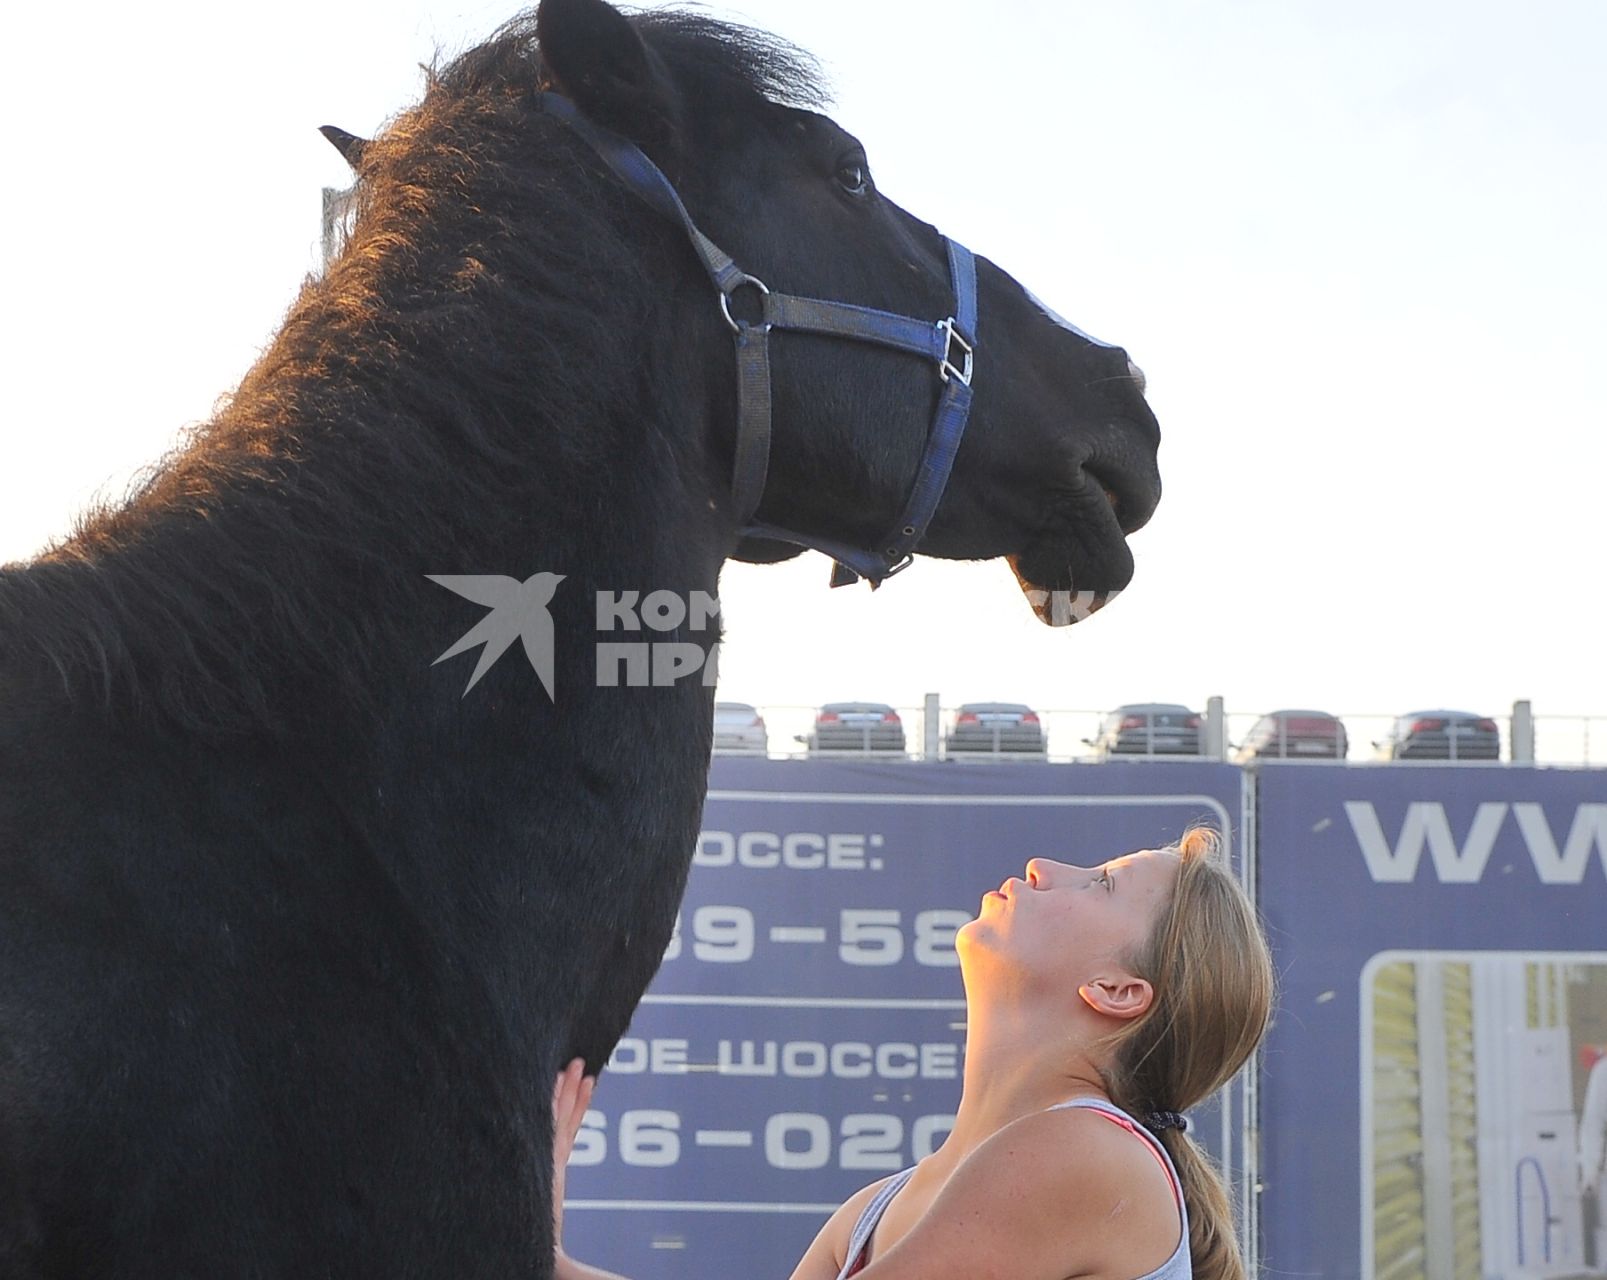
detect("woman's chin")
[954,916,1001,966]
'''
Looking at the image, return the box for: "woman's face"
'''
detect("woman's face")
[958,848,1181,997]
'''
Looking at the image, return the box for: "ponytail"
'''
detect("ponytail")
[1155,1126,1246,1280]
[1105,828,1274,1280]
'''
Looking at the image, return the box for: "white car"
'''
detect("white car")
[712,702,768,756]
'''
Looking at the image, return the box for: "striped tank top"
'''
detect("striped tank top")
[833,1097,1191,1279]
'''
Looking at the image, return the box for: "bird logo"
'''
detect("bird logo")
[427,573,567,699]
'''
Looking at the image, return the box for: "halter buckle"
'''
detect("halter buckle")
[937,317,974,386]
[720,273,772,333]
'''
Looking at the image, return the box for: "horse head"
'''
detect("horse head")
[328,0,1160,628]
[538,0,1161,623]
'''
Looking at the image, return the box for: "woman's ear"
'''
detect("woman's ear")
[1078,974,1154,1022]
[536,0,676,150]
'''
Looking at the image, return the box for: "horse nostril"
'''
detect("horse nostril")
[1128,360,1147,396]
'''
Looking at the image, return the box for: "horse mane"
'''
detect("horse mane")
[0,10,825,738]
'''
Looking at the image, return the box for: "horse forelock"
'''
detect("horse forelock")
[627,11,831,111]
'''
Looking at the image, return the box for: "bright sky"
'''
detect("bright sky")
[3,1,1603,744]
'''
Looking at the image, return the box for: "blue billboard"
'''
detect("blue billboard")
[563,758,1247,1278]
[1256,764,1607,1280]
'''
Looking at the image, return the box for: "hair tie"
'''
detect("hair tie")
[1145,1110,1189,1134]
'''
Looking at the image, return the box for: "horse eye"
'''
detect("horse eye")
[835,161,869,196]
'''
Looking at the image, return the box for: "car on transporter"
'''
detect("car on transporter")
[1373,710,1501,761]
[944,703,1047,757]
[1235,710,1349,762]
[800,703,907,755]
[712,702,768,756]
[1084,703,1203,759]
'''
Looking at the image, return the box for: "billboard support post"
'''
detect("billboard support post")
[1511,700,1535,763]
[1205,695,1227,760]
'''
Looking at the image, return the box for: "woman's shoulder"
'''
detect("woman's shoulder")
[963,1107,1182,1273]
[973,1101,1176,1195]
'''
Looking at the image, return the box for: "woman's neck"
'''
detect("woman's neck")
[936,1000,1112,1169]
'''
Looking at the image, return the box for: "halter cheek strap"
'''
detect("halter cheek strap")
[537,91,977,588]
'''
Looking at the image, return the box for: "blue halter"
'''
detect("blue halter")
[537,92,977,588]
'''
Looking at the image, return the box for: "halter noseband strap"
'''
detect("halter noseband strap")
[537,91,977,588]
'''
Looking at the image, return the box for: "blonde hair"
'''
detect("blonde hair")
[1103,827,1274,1280]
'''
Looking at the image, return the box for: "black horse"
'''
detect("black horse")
[0,0,1159,1273]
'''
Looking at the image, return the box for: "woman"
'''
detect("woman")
[552,827,1274,1280]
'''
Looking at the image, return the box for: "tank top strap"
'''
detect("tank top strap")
[1046,1096,1187,1213]
[835,1165,917,1280]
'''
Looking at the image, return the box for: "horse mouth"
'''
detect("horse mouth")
[1008,465,1144,628]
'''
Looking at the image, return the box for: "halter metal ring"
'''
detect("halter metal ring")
[937,317,973,386]
[720,273,772,333]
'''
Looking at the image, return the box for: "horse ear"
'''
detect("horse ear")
[536,0,675,147]
[320,125,369,171]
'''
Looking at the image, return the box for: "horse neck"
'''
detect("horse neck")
[0,237,731,745]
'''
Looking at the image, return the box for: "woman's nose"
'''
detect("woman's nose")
[1025,857,1068,886]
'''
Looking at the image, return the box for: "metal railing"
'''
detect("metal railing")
[713,699,1607,768]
